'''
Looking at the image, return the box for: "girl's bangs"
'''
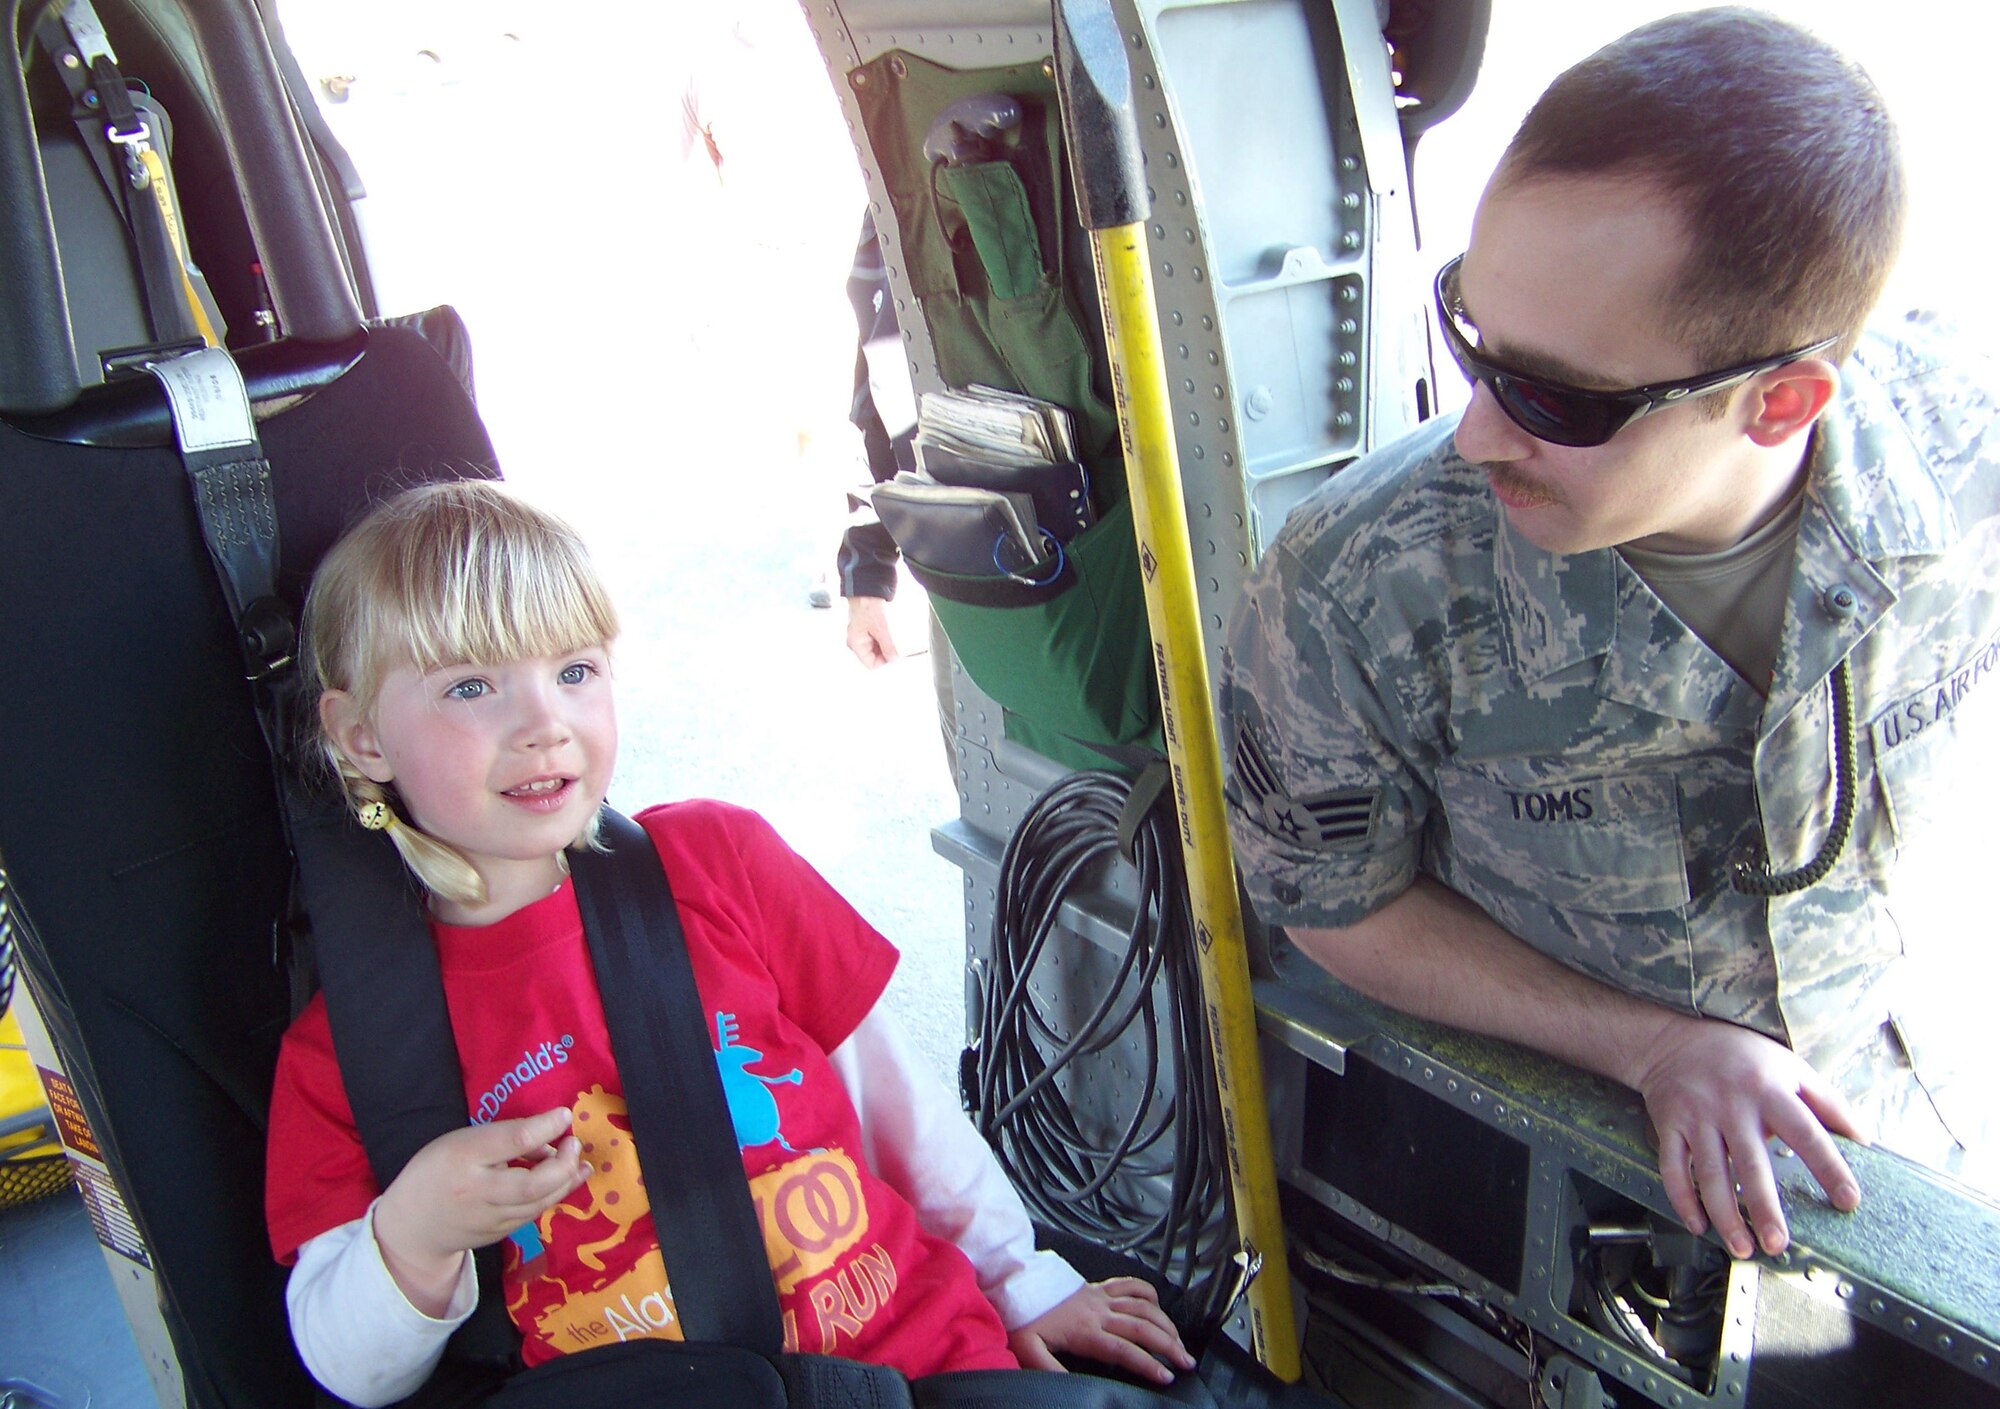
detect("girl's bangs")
[380,520,619,678]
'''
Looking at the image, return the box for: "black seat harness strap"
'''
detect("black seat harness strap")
[149,346,521,1373]
[289,786,523,1372]
[570,810,788,1353]
[144,348,291,690]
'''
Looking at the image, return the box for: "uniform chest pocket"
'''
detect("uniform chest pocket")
[1434,765,1692,914]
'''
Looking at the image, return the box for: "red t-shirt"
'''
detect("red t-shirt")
[266,800,1015,1376]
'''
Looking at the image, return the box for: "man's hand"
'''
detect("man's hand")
[1008,1277,1196,1386]
[1290,885,1871,1266]
[372,1106,592,1315]
[1629,1017,1863,1259]
[846,596,900,668]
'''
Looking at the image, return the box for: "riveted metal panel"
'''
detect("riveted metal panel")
[1262,972,2000,1406]
[811,0,1430,702]
[1123,0,1433,672]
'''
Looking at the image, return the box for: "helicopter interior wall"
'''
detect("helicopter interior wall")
[1747,1274,2000,1409]
[1299,1061,1529,1297]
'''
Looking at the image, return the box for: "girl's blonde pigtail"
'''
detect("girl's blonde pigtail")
[337,762,487,909]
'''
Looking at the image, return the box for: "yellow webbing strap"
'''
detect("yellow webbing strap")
[136,144,221,349]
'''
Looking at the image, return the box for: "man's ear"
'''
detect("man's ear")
[320,689,395,784]
[1744,357,1838,448]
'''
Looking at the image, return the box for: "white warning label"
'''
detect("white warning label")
[148,347,256,453]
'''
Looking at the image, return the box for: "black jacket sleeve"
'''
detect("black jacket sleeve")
[837,211,913,601]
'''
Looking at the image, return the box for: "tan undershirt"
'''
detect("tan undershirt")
[1619,486,1806,695]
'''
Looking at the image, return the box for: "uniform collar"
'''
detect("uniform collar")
[1805,339,1962,562]
[1492,516,1612,685]
[1490,338,1957,728]
[1494,514,1763,727]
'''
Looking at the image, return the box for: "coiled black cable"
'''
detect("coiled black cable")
[973,767,1236,1330]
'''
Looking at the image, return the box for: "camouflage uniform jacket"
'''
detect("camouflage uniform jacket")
[1223,321,1998,1161]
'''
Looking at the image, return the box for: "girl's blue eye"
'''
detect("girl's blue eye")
[559,661,596,686]
[445,679,489,701]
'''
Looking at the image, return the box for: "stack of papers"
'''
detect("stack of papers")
[915,385,1076,467]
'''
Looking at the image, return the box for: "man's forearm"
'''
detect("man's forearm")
[1287,874,1689,1091]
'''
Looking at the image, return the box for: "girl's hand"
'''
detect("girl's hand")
[1008,1277,1197,1386]
[372,1106,591,1315]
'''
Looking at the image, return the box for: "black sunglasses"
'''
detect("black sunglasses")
[1433,254,1837,448]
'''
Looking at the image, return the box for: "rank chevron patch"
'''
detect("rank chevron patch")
[1232,724,1378,850]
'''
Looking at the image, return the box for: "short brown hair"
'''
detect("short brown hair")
[1499,7,1903,366]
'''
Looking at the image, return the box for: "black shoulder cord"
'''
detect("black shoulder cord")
[1732,658,1857,897]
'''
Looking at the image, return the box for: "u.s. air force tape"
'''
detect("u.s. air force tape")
[1232,724,1378,850]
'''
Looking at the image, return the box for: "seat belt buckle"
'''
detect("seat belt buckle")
[103,113,149,147]
[103,118,152,189]
[86,54,152,180]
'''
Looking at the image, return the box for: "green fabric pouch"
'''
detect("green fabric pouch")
[853,49,1157,769]
[935,160,1042,301]
[910,500,1157,773]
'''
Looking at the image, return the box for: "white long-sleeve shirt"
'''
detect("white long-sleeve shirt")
[286,1007,1081,1407]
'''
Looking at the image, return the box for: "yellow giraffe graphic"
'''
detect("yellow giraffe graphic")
[539,1084,646,1271]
